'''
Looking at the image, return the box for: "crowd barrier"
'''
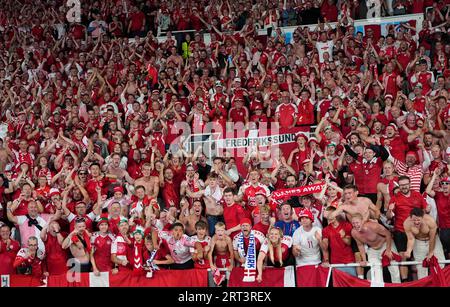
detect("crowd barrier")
[2,260,449,287]
[156,13,424,45]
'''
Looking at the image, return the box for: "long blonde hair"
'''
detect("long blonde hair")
[267,226,284,267]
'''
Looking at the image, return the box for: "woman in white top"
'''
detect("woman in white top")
[292,208,322,266]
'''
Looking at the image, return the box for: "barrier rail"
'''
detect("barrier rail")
[156,13,424,45]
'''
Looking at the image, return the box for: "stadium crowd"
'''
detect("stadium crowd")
[0,0,449,286]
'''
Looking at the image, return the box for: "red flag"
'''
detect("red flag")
[333,266,450,288]
[45,269,208,287]
[296,265,330,287]
[228,266,295,287]
[212,268,225,286]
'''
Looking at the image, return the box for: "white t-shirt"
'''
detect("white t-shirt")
[316,40,334,63]
[292,226,322,266]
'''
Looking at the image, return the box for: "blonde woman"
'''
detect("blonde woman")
[256,226,293,283]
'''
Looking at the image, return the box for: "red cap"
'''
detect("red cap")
[49,188,61,198]
[240,218,252,226]
[295,133,308,142]
[406,150,419,161]
[253,104,263,110]
[298,208,314,221]
[113,186,124,193]
[387,122,398,131]
[308,137,319,144]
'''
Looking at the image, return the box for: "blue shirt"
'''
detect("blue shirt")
[274,220,301,237]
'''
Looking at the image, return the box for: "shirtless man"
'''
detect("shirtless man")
[404,208,446,279]
[351,213,401,284]
[331,184,380,278]
[62,218,92,272]
[208,222,234,274]
[203,191,224,236]
[105,153,135,185]
[179,199,208,236]
[332,184,380,223]
[134,163,159,198]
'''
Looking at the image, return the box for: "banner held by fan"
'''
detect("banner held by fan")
[270,183,326,207]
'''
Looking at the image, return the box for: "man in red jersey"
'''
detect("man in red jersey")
[0,224,20,274]
[228,98,249,126]
[426,170,450,259]
[382,123,408,162]
[111,218,132,273]
[238,169,270,217]
[14,236,45,278]
[252,205,275,236]
[274,91,297,128]
[62,185,102,232]
[222,187,246,239]
[91,215,115,274]
[387,176,430,282]
[321,206,356,276]
[40,220,68,275]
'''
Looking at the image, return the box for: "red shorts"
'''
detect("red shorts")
[194,259,210,269]
[215,254,230,269]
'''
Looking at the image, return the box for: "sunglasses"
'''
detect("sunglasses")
[75,217,86,223]
[441,182,450,186]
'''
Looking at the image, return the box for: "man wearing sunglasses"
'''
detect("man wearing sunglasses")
[426,169,450,260]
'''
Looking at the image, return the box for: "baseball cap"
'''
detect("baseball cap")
[240,218,252,226]
[113,186,124,193]
[298,208,314,221]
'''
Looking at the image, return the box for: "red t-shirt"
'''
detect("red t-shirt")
[92,232,115,272]
[129,12,145,32]
[44,233,68,275]
[228,107,248,124]
[253,222,270,236]
[242,184,270,214]
[223,203,246,239]
[322,222,355,264]
[275,103,297,128]
[434,192,450,229]
[0,239,21,274]
[161,181,180,209]
[390,191,428,232]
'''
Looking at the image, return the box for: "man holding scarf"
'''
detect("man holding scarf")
[232,218,265,282]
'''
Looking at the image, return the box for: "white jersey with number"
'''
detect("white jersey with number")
[292,226,322,266]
